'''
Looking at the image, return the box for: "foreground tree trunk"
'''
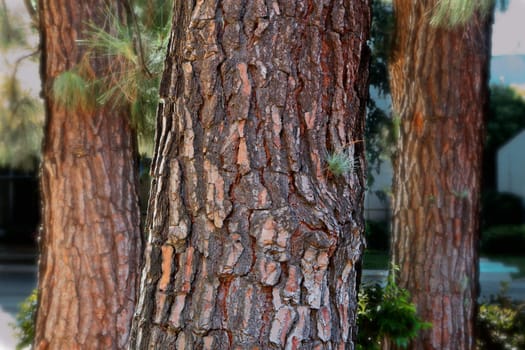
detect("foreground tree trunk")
[389,2,492,349]
[130,1,370,348]
[36,1,142,349]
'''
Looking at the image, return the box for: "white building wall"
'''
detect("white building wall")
[365,158,392,221]
[497,129,525,205]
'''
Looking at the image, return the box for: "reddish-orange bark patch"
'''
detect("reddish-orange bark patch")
[159,245,173,291]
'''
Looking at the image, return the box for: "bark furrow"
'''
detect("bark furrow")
[130,0,371,349]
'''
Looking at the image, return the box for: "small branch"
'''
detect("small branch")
[122,0,152,78]
[11,49,40,77]
[22,0,38,25]
[6,49,41,96]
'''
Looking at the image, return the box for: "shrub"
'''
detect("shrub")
[476,284,525,349]
[481,225,525,255]
[10,289,37,350]
[357,266,431,349]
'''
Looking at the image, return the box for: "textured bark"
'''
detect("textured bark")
[129,0,370,349]
[36,1,142,349]
[388,2,491,349]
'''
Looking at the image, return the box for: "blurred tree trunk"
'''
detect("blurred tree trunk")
[129,0,370,348]
[388,1,492,349]
[35,1,142,349]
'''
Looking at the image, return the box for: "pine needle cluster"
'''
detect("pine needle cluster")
[52,71,91,111]
[430,0,493,27]
[52,0,172,156]
[326,149,355,177]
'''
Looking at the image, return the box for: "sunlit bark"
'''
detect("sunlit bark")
[129,0,371,348]
[36,1,142,349]
[389,1,492,349]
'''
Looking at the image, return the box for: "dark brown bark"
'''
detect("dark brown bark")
[129,0,371,348]
[36,1,142,349]
[388,2,492,349]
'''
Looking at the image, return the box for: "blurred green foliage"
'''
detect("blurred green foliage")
[357,266,431,349]
[477,284,525,349]
[0,71,43,170]
[0,0,42,170]
[487,85,525,154]
[10,288,37,350]
[1,0,172,168]
[52,0,172,156]
[0,0,28,50]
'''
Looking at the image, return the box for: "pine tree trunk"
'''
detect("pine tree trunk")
[129,1,371,348]
[388,2,491,349]
[36,1,142,349]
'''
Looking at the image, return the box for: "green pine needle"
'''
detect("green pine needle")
[10,289,37,350]
[82,21,137,64]
[430,0,493,28]
[51,1,171,156]
[76,3,171,156]
[52,70,91,110]
[327,151,353,176]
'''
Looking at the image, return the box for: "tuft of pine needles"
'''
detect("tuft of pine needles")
[326,151,354,177]
[430,0,493,28]
[91,2,171,156]
[50,1,172,156]
[52,70,92,111]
